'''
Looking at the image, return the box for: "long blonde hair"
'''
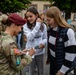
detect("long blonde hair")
[46,6,70,28]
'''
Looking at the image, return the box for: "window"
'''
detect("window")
[74,13,76,20]
[29,4,37,9]
[44,4,50,11]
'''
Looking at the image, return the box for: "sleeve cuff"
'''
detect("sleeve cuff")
[59,65,69,74]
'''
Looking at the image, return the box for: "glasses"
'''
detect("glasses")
[46,19,51,22]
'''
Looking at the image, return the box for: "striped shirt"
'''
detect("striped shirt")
[48,27,76,74]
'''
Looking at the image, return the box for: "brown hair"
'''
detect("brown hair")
[46,6,71,28]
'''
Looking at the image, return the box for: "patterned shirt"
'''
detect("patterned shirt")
[0,32,32,75]
[48,27,76,74]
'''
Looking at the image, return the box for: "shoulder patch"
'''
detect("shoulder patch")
[14,48,20,55]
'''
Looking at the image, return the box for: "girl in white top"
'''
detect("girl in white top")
[23,7,47,75]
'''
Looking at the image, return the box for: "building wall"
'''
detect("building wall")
[19,1,50,18]
[19,1,76,25]
[31,1,50,13]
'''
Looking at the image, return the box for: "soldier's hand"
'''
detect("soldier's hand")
[21,59,27,66]
[20,49,28,55]
[22,49,29,52]
[28,48,36,56]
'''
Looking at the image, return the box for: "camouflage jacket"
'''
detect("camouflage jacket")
[0,23,6,32]
[0,32,32,75]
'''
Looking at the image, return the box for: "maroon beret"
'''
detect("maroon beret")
[8,13,26,25]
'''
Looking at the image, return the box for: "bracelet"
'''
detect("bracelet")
[26,52,29,56]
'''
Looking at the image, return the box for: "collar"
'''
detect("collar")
[1,32,15,41]
[53,26,58,31]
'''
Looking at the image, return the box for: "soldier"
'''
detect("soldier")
[0,13,35,75]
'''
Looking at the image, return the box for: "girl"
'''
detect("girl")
[23,7,47,75]
[46,6,76,75]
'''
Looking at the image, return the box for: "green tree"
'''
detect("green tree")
[49,0,76,19]
[0,0,31,13]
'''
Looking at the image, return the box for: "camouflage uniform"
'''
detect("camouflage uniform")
[0,14,8,32]
[0,22,2,32]
[0,23,6,32]
[0,32,32,75]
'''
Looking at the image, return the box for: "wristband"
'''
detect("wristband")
[26,52,29,56]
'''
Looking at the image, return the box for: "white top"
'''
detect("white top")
[23,22,47,57]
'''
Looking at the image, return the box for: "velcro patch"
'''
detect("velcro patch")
[14,48,20,55]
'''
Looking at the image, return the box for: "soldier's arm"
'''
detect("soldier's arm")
[3,40,36,71]
[2,41,33,71]
[22,48,36,65]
